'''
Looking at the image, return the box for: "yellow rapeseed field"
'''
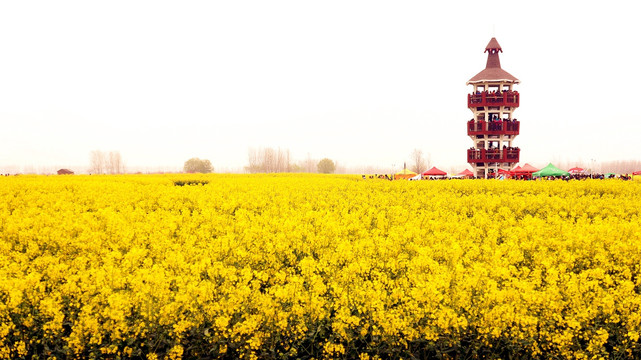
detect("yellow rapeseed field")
[1,174,640,359]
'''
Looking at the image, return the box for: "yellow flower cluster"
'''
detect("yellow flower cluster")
[1,174,640,359]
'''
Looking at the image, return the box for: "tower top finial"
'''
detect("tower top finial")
[485,37,502,53]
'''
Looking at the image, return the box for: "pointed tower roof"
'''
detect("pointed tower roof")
[467,37,520,85]
[485,37,502,52]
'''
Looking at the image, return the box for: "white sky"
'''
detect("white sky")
[1,1,640,173]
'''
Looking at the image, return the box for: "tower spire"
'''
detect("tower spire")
[485,37,502,69]
[467,37,518,85]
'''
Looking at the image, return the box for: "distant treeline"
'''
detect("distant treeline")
[245,147,340,174]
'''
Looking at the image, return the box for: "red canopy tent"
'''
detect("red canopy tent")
[518,163,539,173]
[568,167,585,174]
[511,163,539,179]
[457,169,474,178]
[633,170,641,175]
[422,167,447,177]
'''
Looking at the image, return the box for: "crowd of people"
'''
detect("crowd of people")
[468,146,520,160]
[487,173,636,181]
[468,118,520,132]
[554,173,634,181]
[363,172,638,181]
[469,89,520,104]
[364,174,393,180]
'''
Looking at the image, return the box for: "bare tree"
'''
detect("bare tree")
[245,147,293,173]
[89,150,106,174]
[276,148,285,173]
[90,150,125,174]
[304,153,316,173]
[106,151,124,174]
[263,148,275,173]
[246,148,262,173]
[410,149,427,174]
[275,148,290,173]
[107,152,115,174]
[286,149,291,172]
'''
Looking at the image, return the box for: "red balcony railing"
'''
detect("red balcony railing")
[468,91,519,108]
[467,120,520,136]
[467,148,520,164]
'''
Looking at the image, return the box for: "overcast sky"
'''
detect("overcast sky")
[1,1,640,173]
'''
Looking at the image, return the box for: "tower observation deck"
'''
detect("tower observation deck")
[466,38,520,178]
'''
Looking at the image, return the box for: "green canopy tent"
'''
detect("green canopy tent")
[532,163,570,177]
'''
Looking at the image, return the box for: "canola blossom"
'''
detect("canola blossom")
[1,174,641,359]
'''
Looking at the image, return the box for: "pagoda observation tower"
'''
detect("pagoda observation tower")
[466,38,520,178]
